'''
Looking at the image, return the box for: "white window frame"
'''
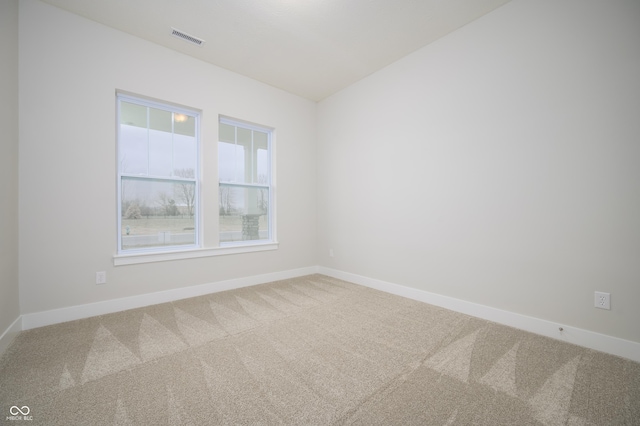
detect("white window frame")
[218,116,276,247]
[112,97,279,266]
[115,93,201,256]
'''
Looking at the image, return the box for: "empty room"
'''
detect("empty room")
[1,0,639,424]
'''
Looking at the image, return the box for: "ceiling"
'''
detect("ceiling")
[41,0,511,101]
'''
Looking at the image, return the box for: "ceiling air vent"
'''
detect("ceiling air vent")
[170,28,205,47]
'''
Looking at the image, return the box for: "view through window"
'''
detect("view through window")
[218,117,272,244]
[117,94,199,252]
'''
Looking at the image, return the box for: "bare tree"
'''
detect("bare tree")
[157,192,179,216]
[219,185,233,215]
[120,155,132,216]
[139,203,152,218]
[125,202,142,219]
[121,176,131,217]
[174,168,196,217]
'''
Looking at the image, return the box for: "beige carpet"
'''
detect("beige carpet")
[1,274,638,425]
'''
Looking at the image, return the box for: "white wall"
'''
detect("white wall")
[0,0,21,341]
[12,0,640,350]
[18,0,317,314]
[317,0,640,343]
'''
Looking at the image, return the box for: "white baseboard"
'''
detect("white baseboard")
[318,266,640,363]
[0,316,22,356]
[10,265,640,364]
[21,266,319,331]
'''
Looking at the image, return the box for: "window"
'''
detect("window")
[218,117,273,245]
[117,94,199,253]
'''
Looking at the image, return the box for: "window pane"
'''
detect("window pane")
[253,130,268,149]
[236,127,251,184]
[148,128,173,177]
[218,141,245,183]
[149,107,172,132]
[119,124,148,175]
[257,149,268,184]
[218,125,269,184]
[121,177,196,250]
[218,142,235,182]
[174,114,195,137]
[219,185,269,243]
[237,127,251,144]
[120,102,147,128]
[233,144,246,183]
[254,131,268,184]
[219,122,235,143]
[173,134,196,175]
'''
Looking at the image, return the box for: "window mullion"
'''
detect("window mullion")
[171,112,175,177]
[251,130,254,184]
[146,106,150,176]
[234,126,238,183]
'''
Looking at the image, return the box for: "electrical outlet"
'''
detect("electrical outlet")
[96,271,107,285]
[594,291,610,310]
[329,249,334,258]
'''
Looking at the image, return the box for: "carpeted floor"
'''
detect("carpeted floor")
[1,274,639,425]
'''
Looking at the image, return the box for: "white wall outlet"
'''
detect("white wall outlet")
[329,249,334,257]
[96,271,107,285]
[594,291,610,310]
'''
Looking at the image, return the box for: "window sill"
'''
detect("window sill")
[113,242,279,266]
